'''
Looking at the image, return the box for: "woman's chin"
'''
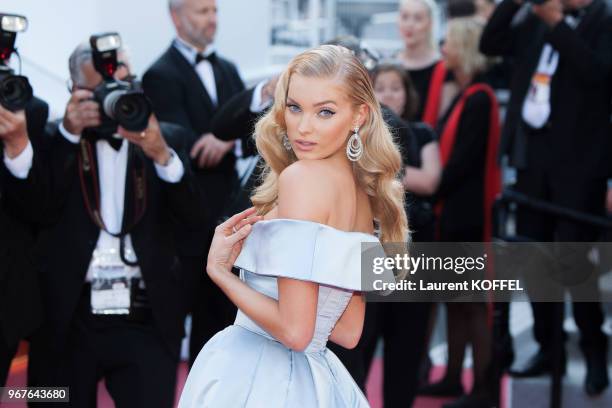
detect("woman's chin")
[403,37,420,49]
[294,152,316,161]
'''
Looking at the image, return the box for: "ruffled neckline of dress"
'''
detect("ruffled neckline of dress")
[234,218,393,292]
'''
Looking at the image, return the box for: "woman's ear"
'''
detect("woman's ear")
[354,104,369,129]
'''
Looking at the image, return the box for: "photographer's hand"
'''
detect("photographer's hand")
[261,75,280,106]
[0,105,29,158]
[190,133,235,168]
[118,114,171,166]
[63,89,101,136]
[532,0,563,27]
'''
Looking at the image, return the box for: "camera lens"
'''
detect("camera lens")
[0,75,33,111]
[103,89,151,131]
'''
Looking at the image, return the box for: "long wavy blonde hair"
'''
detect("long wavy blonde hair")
[251,45,408,244]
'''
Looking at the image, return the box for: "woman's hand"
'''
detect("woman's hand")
[207,207,263,280]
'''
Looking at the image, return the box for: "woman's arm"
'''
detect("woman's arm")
[208,265,318,351]
[328,293,365,349]
[479,0,524,57]
[403,141,441,196]
[207,160,333,351]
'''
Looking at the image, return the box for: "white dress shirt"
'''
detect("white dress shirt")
[3,140,34,179]
[173,37,246,158]
[3,124,185,282]
[173,37,218,106]
[250,80,273,114]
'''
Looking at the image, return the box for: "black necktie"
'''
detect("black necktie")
[564,8,583,18]
[87,132,123,151]
[195,52,217,66]
[103,135,124,151]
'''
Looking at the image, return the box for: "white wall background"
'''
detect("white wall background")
[2,0,272,118]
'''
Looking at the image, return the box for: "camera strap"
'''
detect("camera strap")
[77,138,147,266]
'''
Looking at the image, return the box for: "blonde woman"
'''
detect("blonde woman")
[397,0,456,125]
[418,17,501,408]
[178,45,407,407]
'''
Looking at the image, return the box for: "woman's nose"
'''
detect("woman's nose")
[297,114,313,135]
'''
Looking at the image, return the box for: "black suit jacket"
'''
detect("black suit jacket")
[143,45,246,255]
[211,86,260,157]
[0,96,48,346]
[0,121,204,356]
[480,0,612,177]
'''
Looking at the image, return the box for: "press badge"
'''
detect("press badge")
[90,248,140,315]
[522,44,559,129]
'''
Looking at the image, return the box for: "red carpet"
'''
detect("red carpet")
[6,355,508,407]
[365,358,509,408]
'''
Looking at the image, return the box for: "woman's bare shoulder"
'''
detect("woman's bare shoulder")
[277,160,338,223]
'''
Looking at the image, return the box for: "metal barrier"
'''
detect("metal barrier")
[490,187,611,408]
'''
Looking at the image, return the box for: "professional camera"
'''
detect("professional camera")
[90,32,151,134]
[0,13,33,111]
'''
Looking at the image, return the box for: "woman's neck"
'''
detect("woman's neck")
[453,69,474,90]
[329,150,355,174]
[401,42,438,69]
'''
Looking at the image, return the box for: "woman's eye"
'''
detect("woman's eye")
[287,104,301,113]
[318,109,335,117]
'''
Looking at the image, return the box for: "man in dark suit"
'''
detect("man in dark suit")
[0,42,205,407]
[481,0,612,395]
[210,76,278,157]
[209,76,280,218]
[0,96,47,387]
[143,0,246,366]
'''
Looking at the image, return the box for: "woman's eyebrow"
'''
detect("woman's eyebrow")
[286,96,338,107]
[286,97,337,107]
[313,100,337,107]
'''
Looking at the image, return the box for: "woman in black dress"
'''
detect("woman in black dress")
[373,63,440,241]
[418,17,501,408]
[397,0,457,126]
[354,63,441,408]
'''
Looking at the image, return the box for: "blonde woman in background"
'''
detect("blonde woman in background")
[397,0,457,126]
[418,17,501,408]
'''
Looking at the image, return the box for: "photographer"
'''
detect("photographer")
[0,102,48,390]
[480,0,612,396]
[0,12,48,387]
[2,37,204,407]
[0,101,47,388]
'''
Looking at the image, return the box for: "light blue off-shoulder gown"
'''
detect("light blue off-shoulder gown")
[178,219,391,408]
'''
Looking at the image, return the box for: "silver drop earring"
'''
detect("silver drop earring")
[282,134,292,151]
[346,126,363,162]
